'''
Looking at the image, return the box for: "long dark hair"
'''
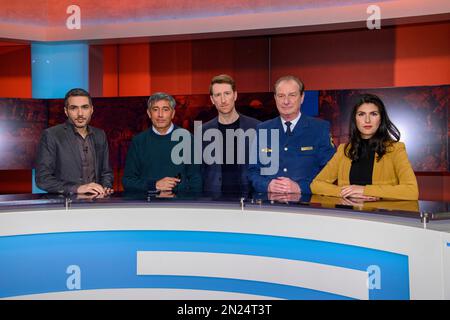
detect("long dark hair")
[345,93,400,161]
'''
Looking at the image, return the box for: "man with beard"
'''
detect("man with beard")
[35,88,114,194]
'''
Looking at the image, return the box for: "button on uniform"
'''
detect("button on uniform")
[283,168,288,173]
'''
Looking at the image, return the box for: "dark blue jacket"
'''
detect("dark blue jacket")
[202,113,260,193]
[248,115,335,194]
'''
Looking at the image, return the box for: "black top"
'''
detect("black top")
[70,124,96,193]
[349,139,375,186]
[73,128,96,187]
[218,118,241,194]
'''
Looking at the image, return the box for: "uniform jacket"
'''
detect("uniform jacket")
[310,142,419,200]
[248,115,335,194]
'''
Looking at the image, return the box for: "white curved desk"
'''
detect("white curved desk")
[0,197,449,300]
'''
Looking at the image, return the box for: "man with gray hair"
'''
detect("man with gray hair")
[122,92,202,193]
[248,75,335,195]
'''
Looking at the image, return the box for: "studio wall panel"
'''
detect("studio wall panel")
[191,38,235,94]
[233,37,270,93]
[270,27,396,90]
[394,22,450,87]
[0,170,31,194]
[149,37,270,95]
[118,43,151,96]
[102,45,119,97]
[31,42,89,99]
[88,21,449,97]
[0,98,48,170]
[416,173,450,201]
[150,41,193,95]
[89,45,104,97]
[0,44,32,98]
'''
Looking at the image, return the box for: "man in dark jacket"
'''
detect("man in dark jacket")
[202,74,260,195]
[35,88,113,194]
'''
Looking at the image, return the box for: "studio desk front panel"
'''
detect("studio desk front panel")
[0,195,449,300]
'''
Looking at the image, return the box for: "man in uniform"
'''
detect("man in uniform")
[248,75,335,194]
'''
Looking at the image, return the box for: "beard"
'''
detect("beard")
[70,117,89,128]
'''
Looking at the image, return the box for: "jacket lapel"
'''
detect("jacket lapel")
[372,152,389,184]
[340,156,352,186]
[63,122,83,171]
[90,128,99,181]
[276,117,287,146]
[292,114,309,136]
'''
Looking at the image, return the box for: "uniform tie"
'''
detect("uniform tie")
[285,121,292,136]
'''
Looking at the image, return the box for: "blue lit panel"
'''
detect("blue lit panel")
[31,42,89,99]
[302,90,319,117]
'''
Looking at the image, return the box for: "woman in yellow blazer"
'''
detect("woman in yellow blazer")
[310,93,418,201]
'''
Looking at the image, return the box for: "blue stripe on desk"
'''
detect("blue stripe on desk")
[0,230,409,299]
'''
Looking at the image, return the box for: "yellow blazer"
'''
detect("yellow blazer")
[310,142,419,200]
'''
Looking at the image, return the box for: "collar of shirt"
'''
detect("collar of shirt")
[280,112,301,133]
[152,123,174,135]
